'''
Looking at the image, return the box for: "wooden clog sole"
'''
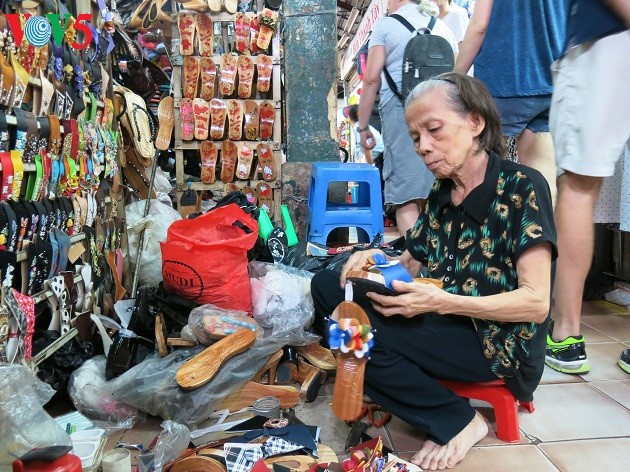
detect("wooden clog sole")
[331,301,370,421]
[176,329,257,390]
[170,455,226,472]
[296,343,336,371]
[219,381,300,410]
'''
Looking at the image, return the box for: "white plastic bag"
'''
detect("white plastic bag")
[126,199,181,287]
[0,364,71,468]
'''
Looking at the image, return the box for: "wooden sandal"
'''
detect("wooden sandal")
[224,0,238,14]
[220,140,238,182]
[257,196,274,216]
[237,55,255,99]
[219,381,300,410]
[256,54,273,93]
[263,455,317,470]
[178,12,197,56]
[244,100,260,140]
[176,329,257,390]
[294,357,325,402]
[193,98,211,140]
[183,56,200,99]
[156,96,174,151]
[224,182,239,193]
[330,301,374,420]
[236,142,254,180]
[296,343,336,371]
[200,141,218,184]
[257,143,276,181]
[199,57,217,101]
[257,8,279,51]
[208,0,222,13]
[259,101,275,140]
[249,14,260,55]
[347,253,444,299]
[251,348,283,385]
[170,455,226,472]
[235,12,251,53]
[197,13,214,57]
[180,97,195,141]
[256,181,272,199]
[227,99,243,140]
[219,54,238,96]
[210,98,227,139]
[241,185,257,205]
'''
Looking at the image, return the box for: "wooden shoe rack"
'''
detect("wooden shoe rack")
[172,5,283,220]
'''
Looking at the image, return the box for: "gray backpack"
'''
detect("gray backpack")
[383,15,455,102]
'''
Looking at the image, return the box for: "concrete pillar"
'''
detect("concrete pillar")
[282,0,340,240]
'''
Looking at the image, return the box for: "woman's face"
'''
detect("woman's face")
[405,88,484,180]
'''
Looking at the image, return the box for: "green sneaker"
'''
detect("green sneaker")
[545,333,590,374]
[619,349,630,375]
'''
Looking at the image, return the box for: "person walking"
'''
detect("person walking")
[546,0,629,374]
[357,0,457,238]
[454,0,568,204]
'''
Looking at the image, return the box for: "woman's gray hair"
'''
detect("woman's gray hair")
[413,0,439,16]
[404,72,507,157]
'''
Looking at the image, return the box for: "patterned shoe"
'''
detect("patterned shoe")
[545,333,590,374]
[619,349,630,375]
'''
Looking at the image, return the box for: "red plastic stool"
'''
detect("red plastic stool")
[439,379,534,443]
[12,453,82,472]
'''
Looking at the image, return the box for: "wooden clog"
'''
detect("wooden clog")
[331,301,371,421]
[176,329,257,390]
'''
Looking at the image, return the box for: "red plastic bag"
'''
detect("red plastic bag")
[161,204,259,312]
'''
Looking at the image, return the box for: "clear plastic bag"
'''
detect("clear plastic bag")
[249,261,320,345]
[0,364,71,468]
[68,356,141,431]
[188,303,264,345]
[126,199,182,288]
[152,420,191,472]
[105,336,284,426]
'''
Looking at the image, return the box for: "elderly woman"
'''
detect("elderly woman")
[311,73,556,471]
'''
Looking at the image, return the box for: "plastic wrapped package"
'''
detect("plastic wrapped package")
[249,261,320,345]
[126,199,182,287]
[152,420,191,472]
[105,336,284,426]
[188,303,264,345]
[68,356,141,430]
[153,167,174,208]
[0,364,71,468]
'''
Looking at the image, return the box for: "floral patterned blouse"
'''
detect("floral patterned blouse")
[406,152,557,401]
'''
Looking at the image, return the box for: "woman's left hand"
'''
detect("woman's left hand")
[367,279,447,318]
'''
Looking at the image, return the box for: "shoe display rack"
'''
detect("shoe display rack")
[171,3,283,220]
[0,0,129,369]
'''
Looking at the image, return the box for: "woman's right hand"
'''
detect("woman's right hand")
[339,248,386,289]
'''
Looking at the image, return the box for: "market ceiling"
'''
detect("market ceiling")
[337,0,373,52]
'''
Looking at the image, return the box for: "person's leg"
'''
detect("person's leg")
[364,311,495,470]
[550,172,602,341]
[395,199,423,237]
[548,32,630,373]
[516,130,557,205]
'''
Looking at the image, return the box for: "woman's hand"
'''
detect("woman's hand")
[339,248,386,289]
[367,279,447,318]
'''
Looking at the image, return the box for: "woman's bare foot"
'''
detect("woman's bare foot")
[410,411,488,470]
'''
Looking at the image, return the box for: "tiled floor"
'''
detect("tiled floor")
[97,300,630,471]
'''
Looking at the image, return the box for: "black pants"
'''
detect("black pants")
[311,269,497,444]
